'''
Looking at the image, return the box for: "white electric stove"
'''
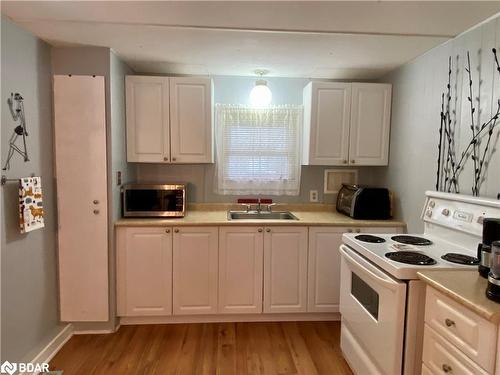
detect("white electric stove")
[339,191,500,375]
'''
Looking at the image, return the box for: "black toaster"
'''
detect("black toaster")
[336,184,391,220]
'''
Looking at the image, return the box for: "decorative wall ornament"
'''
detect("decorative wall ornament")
[3,92,29,171]
[436,49,500,196]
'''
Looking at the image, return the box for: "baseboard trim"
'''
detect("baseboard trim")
[120,312,340,325]
[20,324,73,375]
[73,328,117,335]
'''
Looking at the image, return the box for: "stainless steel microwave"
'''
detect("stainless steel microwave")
[122,184,186,217]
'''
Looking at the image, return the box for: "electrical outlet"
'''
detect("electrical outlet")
[309,190,318,203]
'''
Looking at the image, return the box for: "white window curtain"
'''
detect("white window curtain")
[215,104,303,196]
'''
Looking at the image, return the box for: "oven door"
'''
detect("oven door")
[339,245,407,375]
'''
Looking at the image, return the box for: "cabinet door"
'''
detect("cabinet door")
[219,227,264,314]
[349,83,392,166]
[173,226,218,315]
[263,227,308,313]
[126,76,170,163]
[116,227,172,317]
[307,227,344,313]
[169,77,213,163]
[303,82,351,165]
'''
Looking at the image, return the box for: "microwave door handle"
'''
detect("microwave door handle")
[340,245,401,291]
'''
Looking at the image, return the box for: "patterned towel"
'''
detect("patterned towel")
[19,176,45,233]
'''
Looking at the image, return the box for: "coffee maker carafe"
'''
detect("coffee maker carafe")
[486,241,500,302]
[478,218,500,278]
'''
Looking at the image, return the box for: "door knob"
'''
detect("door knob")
[93,209,100,215]
[93,200,99,204]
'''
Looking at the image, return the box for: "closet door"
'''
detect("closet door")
[54,75,108,321]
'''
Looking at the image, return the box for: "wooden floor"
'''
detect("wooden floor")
[50,322,352,375]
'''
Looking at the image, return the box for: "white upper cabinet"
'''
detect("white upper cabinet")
[349,83,392,165]
[303,82,351,165]
[126,76,213,164]
[170,77,213,163]
[126,76,170,163]
[303,82,392,166]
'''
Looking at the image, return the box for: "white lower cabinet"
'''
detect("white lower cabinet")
[263,226,308,313]
[117,224,404,319]
[307,227,344,312]
[116,227,172,316]
[172,226,219,315]
[218,227,264,314]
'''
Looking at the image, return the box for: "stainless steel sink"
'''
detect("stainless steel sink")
[227,211,299,221]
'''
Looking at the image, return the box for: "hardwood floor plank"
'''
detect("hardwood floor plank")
[49,322,352,375]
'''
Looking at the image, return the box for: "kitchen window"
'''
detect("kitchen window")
[215,104,303,195]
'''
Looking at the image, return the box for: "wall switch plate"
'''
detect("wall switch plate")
[309,190,318,202]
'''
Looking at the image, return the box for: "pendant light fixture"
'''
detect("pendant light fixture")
[249,69,272,107]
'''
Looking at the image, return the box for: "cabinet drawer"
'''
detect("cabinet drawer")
[423,324,488,375]
[425,287,497,373]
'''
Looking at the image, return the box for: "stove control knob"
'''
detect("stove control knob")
[429,200,435,208]
[425,210,432,218]
[441,209,450,217]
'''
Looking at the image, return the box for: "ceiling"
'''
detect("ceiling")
[2,1,500,79]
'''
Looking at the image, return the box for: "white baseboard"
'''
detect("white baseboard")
[20,324,73,375]
[120,312,340,325]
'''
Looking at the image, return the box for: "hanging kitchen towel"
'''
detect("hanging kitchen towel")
[19,176,45,233]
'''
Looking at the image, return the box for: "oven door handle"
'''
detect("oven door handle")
[340,245,402,291]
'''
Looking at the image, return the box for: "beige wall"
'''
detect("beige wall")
[372,15,500,232]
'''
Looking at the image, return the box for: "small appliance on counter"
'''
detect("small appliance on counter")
[486,240,500,302]
[478,218,500,278]
[121,183,186,217]
[336,183,391,220]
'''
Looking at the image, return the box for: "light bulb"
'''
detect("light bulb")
[250,80,272,107]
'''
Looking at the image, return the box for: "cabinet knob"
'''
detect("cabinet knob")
[93,200,99,204]
[343,160,348,164]
[442,364,452,373]
[93,209,100,215]
[172,157,177,162]
[165,229,170,233]
[174,228,179,233]
[266,228,271,232]
[351,159,356,164]
[258,228,263,232]
[444,318,455,327]
[347,229,353,233]
[163,157,168,161]
[355,229,361,233]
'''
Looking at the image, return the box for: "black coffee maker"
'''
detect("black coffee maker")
[478,218,500,278]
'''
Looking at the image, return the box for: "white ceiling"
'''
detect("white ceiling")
[2,1,500,79]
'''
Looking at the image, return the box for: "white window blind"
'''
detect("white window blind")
[215,104,303,195]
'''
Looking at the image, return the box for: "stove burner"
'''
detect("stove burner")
[354,235,386,243]
[385,251,437,265]
[391,235,433,246]
[441,253,479,265]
